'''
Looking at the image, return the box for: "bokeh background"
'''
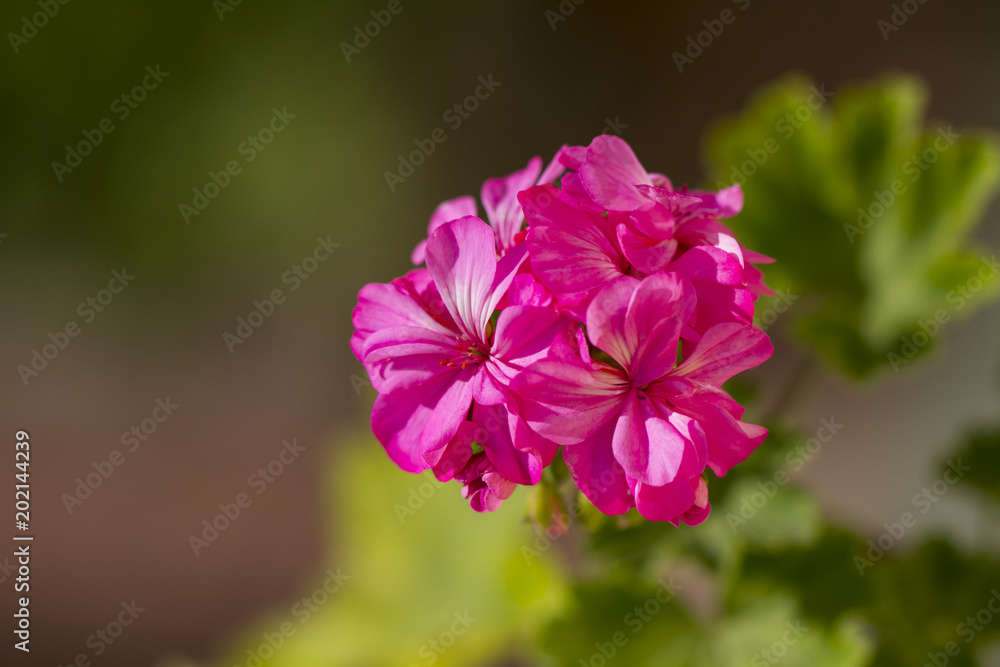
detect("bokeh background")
[2,0,999,665]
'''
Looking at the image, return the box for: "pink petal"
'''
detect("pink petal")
[362,325,463,394]
[426,217,525,342]
[502,273,554,308]
[538,145,570,184]
[633,474,700,524]
[615,209,679,274]
[625,273,696,385]
[580,135,654,211]
[471,402,540,486]
[558,145,587,171]
[427,421,476,481]
[481,157,542,252]
[521,185,627,300]
[563,419,634,516]
[680,476,712,526]
[668,383,768,476]
[670,245,745,287]
[371,369,476,473]
[489,305,578,384]
[585,276,639,369]
[411,196,478,265]
[511,357,627,446]
[674,323,773,387]
[709,183,744,218]
[612,391,703,487]
[351,269,452,363]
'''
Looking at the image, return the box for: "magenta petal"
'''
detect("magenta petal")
[427,421,476,481]
[471,366,506,406]
[612,391,692,487]
[616,222,678,274]
[503,273,554,308]
[681,476,712,526]
[559,145,587,171]
[362,325,461,394]
[538,145,570,184]
[580,135,653,211]
[411,196,478,265]
[563,419,634,516]
[691,282,755,332]
[670,245,745,287]
[669,384,768,476]
[511,357,627,446]
[351,270,453,363]
[521,185,627,298]
[472,402,539,486]
[633,474,699,524]
[490,305,577,385]
[675,323,773,386]
[425,217,507,341]
[481,157,542,252]
[487,242,529,315]
[585,276,640,369]
[624,273,696,385]
[370,369,476,473]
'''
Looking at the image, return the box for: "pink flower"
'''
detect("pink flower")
[519,185,754,335]
[561,135,774,297]
[429,415,523,512]
[353,135,775,523]
[511,274,772,524]
[410,153,567,264]
[354,216,575,484]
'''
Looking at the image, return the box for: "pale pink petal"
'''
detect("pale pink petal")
[411,196,478,265]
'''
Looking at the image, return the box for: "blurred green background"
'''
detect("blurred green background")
[2,0,1000,665]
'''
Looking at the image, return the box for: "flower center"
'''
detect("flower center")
[440,338,489,369]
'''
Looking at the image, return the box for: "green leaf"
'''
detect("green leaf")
[864,540,1000,667]
[704,74,1000,377]
[943,429,1000,506]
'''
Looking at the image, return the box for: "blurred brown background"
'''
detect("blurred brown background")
[1,0,998,665]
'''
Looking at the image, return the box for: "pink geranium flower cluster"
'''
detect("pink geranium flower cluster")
[352,136,774,525]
